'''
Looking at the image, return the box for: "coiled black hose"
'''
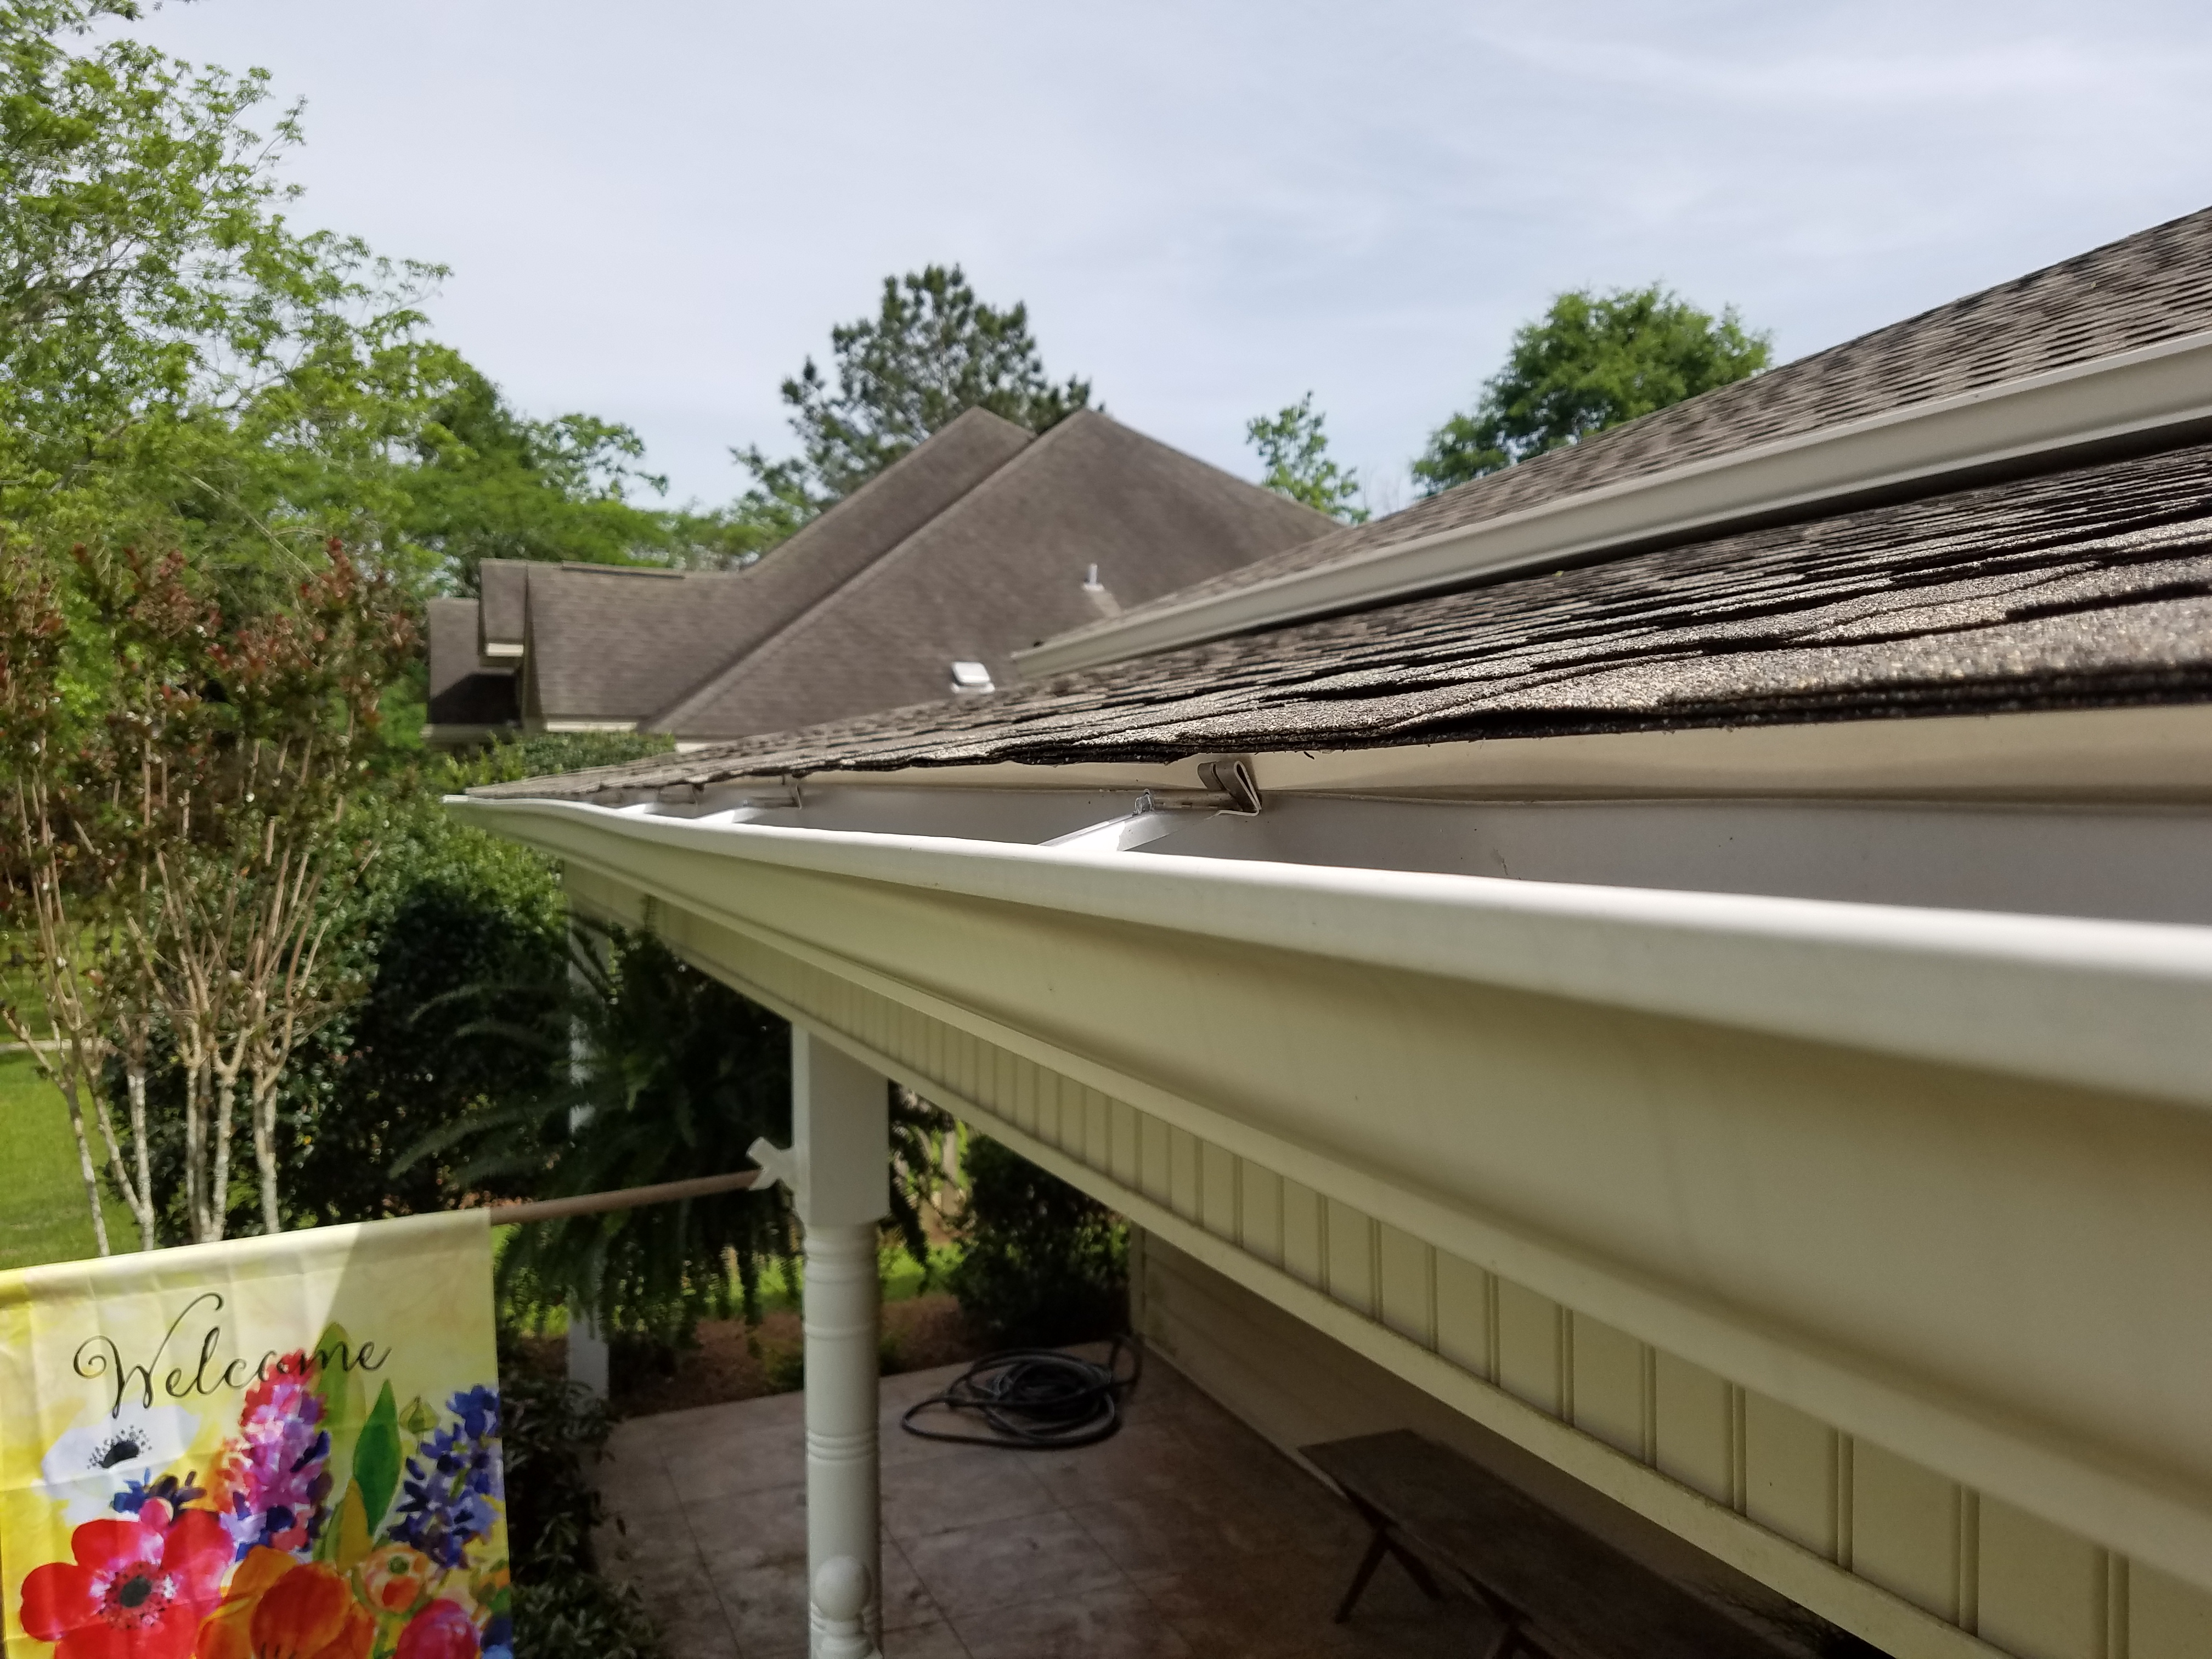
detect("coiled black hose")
[898,1336,1141,1450]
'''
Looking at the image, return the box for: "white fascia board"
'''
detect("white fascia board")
[448,796,2212,1112]
[1016,330,2212,678]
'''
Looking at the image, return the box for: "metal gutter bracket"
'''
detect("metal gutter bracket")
[1198,757,1263,815]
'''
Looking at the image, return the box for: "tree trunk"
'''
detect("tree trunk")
[87,1080,143,1252]
[208,1065,240,1243]
[56,1075,110,1257]
[125,1057,156,1251]
[183,1060,207,1243]
[251,1071,282,1235]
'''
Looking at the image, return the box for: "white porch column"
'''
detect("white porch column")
[790,1030,889,1657]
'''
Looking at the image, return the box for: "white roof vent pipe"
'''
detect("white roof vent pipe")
[949,661,995,695]
[1081,563,1121,619]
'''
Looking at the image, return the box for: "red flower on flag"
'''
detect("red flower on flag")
[393,1600,480,1659]
[19,1505,230,1659]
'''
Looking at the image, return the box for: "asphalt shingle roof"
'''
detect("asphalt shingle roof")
[447,409,1328,738]
[471,438,2212,800]
[652,410,1331,739]
[1039,204,2212,662]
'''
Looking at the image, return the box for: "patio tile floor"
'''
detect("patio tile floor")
[595,1347,1500,1657]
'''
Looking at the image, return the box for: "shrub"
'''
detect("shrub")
[946,1136,1126,1346]
[499,1336,664,1659]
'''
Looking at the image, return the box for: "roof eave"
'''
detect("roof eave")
[445,788,2212,1596]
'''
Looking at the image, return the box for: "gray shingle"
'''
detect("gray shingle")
[478,560,529,651]
[471,438,2212,799]
[650,410,1330,740]
[425,597,517,728]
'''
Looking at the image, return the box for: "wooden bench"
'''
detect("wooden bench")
[1302,1431,1793,1659]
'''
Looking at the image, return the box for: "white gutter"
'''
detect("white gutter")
[448,797,2212,1112]
[1016,328,2212,678]
[452,792,2212,1593]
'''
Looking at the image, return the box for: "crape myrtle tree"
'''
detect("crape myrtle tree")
[0,539,414,1248]
[1246,392,1368,524]
[1413,284,1771,494]
[738,263,1095,514]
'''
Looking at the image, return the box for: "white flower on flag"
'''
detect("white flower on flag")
[38,1401,200,1524]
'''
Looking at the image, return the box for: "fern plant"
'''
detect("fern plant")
[401,918,947,1343]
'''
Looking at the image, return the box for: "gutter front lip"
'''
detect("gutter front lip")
[1015,327,2212,679]
[450,794,2212,1112]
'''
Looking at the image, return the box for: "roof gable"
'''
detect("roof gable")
[650,410,1331,740]
[521,565,751,723]
[478,560,530,650]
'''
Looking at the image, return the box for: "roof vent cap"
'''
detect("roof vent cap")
[949,661,995,695]
[1081,563,1104,592]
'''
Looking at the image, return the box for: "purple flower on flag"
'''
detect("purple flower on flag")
[388,1387,503,1570]
[212,1352,334,1561]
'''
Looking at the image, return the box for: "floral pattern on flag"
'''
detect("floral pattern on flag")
[0,1211,509,1659]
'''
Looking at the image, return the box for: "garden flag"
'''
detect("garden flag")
[0,1210,509,1659]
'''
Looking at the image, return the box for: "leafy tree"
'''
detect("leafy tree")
[1246,392,1367,523]
[274,791,571,1229]
[1413,284,1771,494]
[122,732,677,1244]
[402,367,680,592]
[0,0,455,595]
[0,1,709,601]
[742,263,1093,507]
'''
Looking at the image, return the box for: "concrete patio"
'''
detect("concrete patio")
[593,1347,1498,1658]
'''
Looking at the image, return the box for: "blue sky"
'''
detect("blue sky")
[132,0,2212,515]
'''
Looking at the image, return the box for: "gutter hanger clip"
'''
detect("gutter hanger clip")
[1196,758,1263,816]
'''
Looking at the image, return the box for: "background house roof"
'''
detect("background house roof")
[478,559,530,651]
[435,407,1328,741]
[668,408,1037,682]
[1032,204,2212,667]
[472,436,2212,795]
[425,597,518,730]
[650,410,1330,740]
[519,564,752,724]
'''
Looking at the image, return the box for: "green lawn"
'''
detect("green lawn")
[0,1052,139,1271]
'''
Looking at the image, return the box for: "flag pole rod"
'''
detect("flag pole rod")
[488,1168,761,1224]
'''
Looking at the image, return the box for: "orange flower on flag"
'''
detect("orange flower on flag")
[193,1551,373,1659]
[356,1544,435,1618]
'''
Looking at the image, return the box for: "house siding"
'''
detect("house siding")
[574,867,2212,1659]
